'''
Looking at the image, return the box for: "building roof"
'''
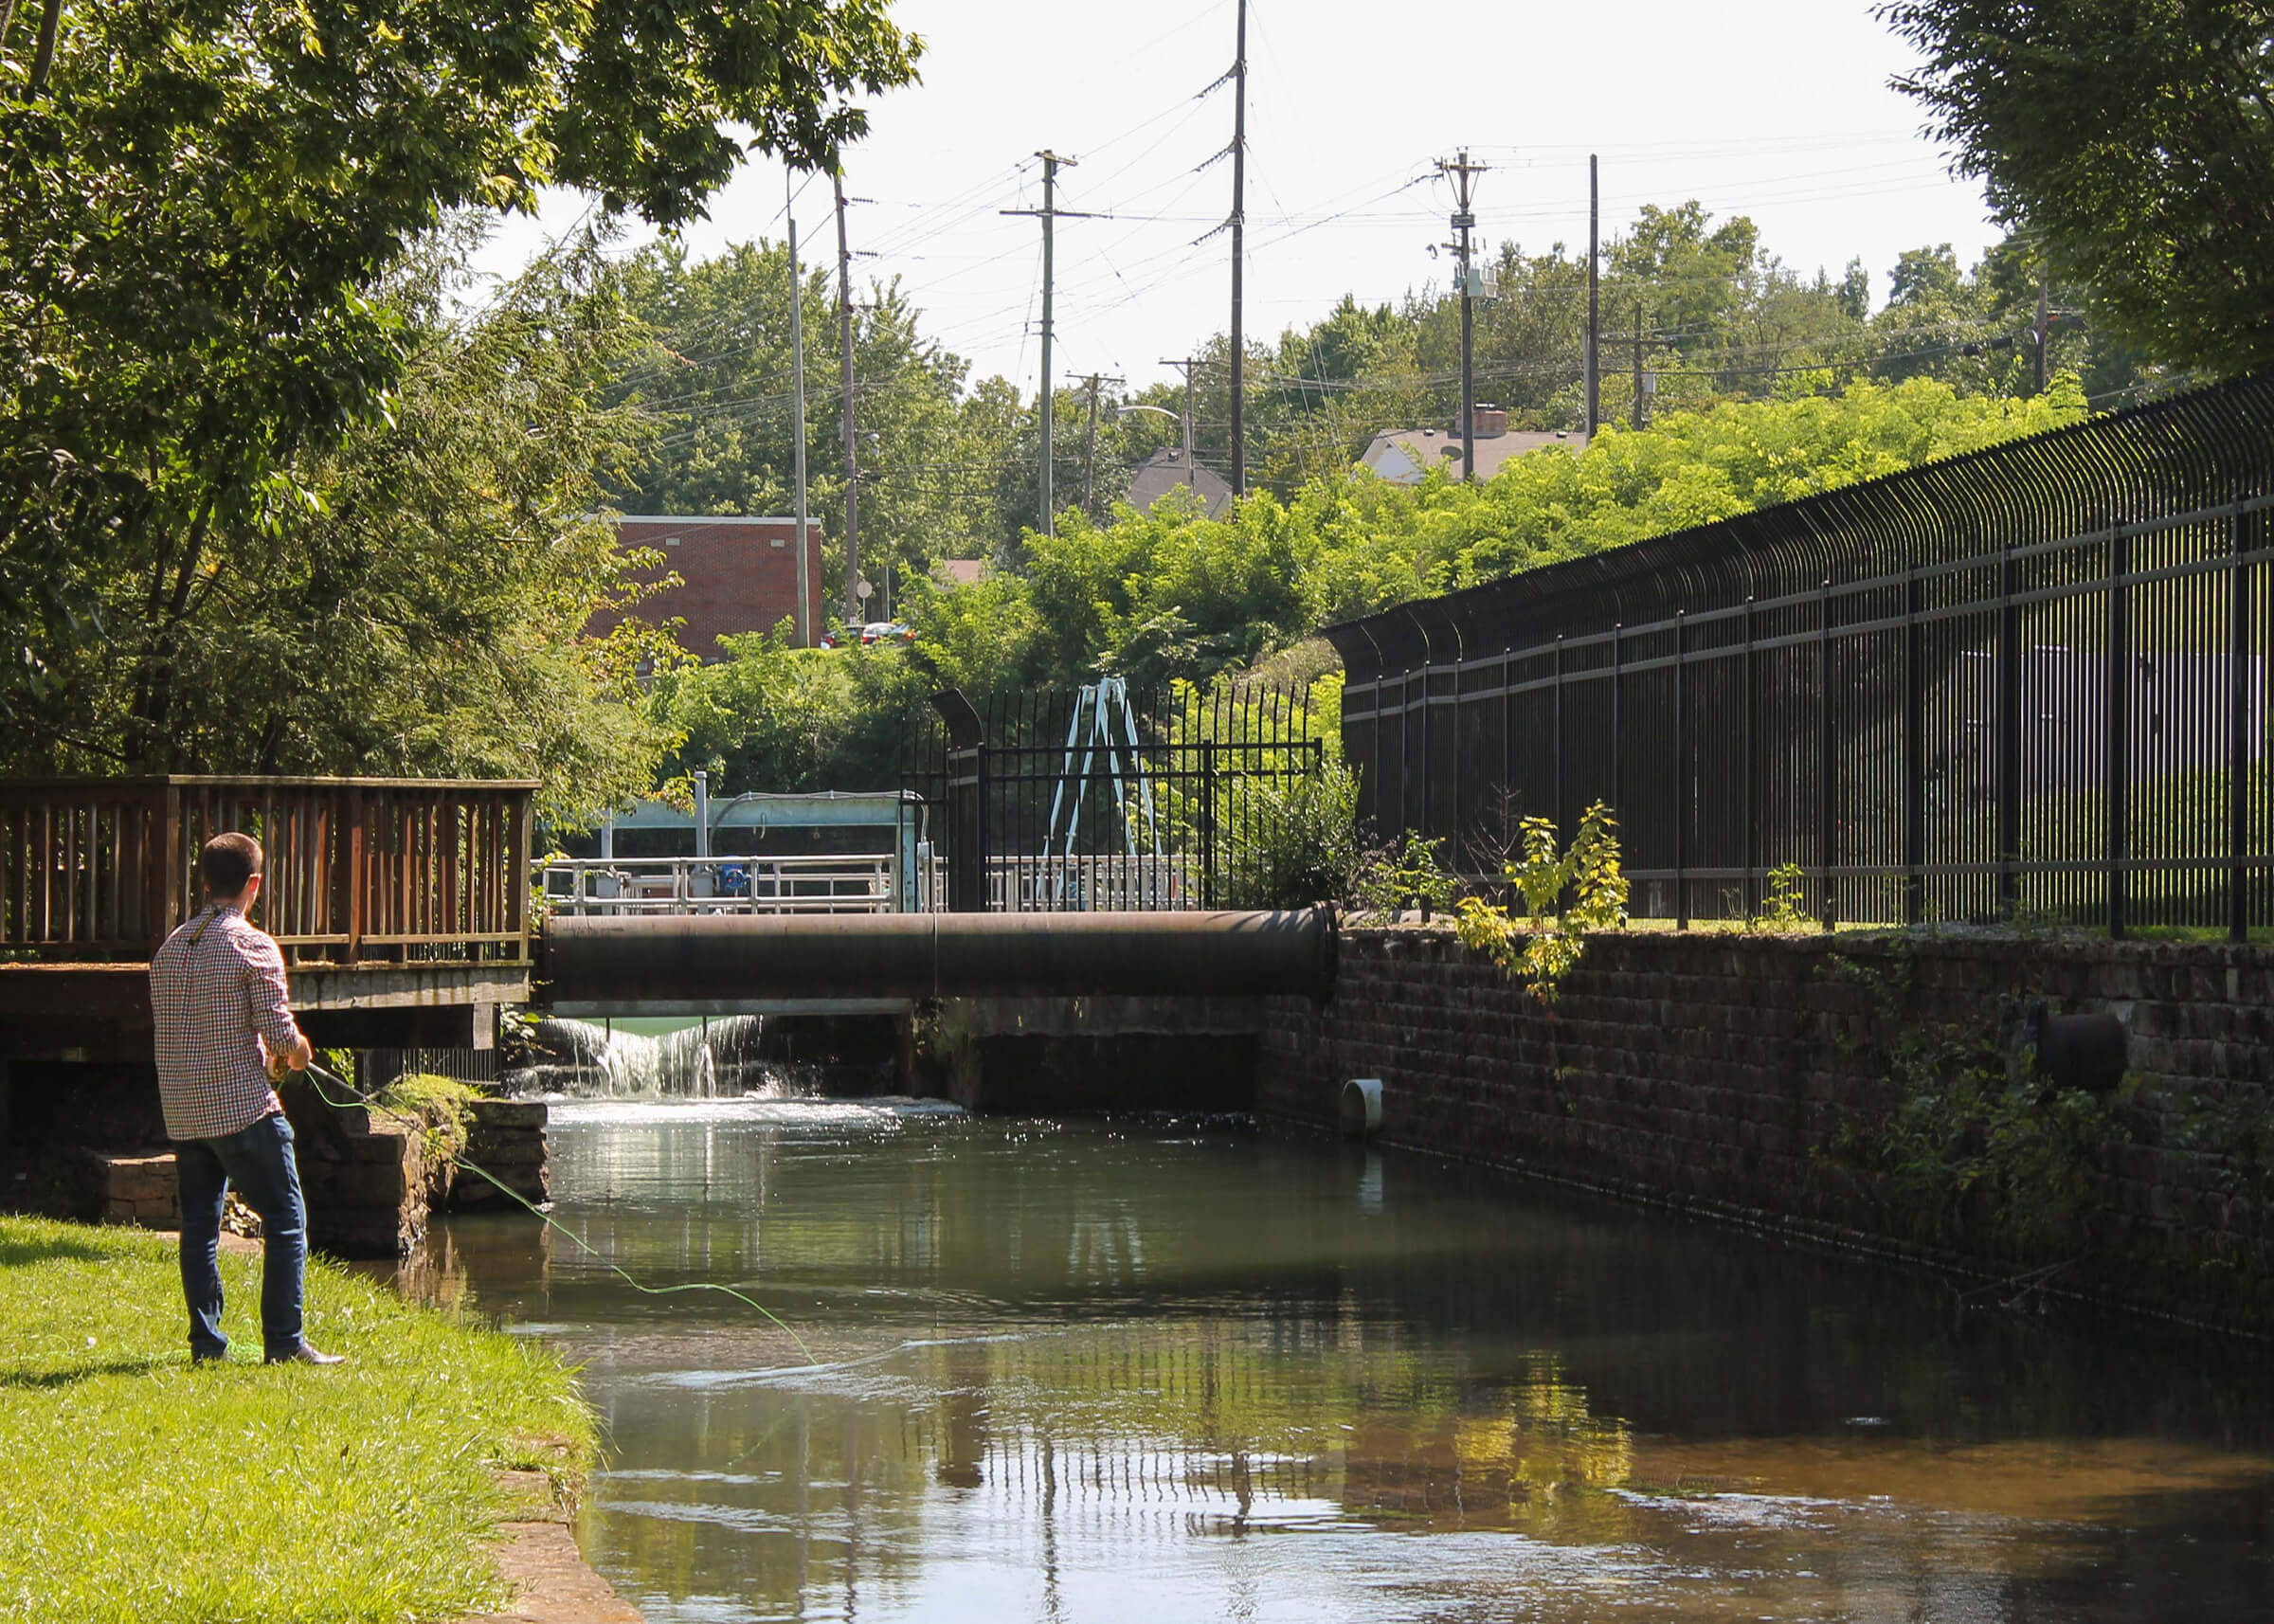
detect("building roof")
[1360,425,1588,484]
[1128,447,1235,518]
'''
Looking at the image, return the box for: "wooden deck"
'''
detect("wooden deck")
[0,776,535,1059]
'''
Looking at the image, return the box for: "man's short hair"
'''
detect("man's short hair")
[201,832,263,899]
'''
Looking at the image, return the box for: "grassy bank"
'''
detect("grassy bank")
[0,1215,595,1624]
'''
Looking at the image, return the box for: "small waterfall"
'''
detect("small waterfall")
[505,1016,815,1100]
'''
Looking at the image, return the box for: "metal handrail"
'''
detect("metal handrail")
[540,854,935,916]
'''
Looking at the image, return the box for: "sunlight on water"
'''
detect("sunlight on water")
[398,1105,2274,1624]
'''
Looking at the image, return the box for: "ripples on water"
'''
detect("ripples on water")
[395,1101,2274,1624]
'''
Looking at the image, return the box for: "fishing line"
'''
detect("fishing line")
[295,1062,816,1364]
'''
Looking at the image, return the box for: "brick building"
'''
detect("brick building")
[595,514,824,657]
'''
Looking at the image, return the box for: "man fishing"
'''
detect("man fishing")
[149,831,345,1367]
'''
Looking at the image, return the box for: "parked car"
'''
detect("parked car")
[859,621,915,644]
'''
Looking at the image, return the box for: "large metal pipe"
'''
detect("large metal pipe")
[536,907,1336,1009]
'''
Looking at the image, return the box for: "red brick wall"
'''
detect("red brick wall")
[595,516,823,656]
[1261,928,2274,1332]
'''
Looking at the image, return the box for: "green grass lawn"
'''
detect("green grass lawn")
[0,1215,595,1624]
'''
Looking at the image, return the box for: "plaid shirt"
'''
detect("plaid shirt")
[150,904,303,1141]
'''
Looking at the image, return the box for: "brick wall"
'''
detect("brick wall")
[1260,928,2274,1332]
[594,515,824,655]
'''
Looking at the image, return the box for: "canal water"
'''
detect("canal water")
[405,1100,2274,1623]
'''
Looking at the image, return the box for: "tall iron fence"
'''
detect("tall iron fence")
[1323,370,2274,937]
[900,682,1326,911]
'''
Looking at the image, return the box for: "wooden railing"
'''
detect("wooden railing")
[0,777,535,965]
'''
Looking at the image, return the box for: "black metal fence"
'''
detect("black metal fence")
[1323,370,2274,937]
[900,682,1326,911]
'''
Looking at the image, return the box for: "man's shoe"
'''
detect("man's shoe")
[265,1343,346,1367]
[190,1348,228,1366]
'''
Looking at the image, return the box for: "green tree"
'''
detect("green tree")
[1884,0,2274,373]
[0,0,917,760]
[14,233,685,824]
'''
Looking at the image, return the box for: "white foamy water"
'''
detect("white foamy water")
[547,1097,966,1128]
[512,1015,810,1100]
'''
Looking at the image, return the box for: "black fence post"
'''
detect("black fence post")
[1903,569,1926,925]
[930,688,990,913]
[1449,657,1465,875]
[1610,623,1624,825]
[1416,661,1432,843]
[1997,548,2023,921]
[2233,507,2258,943]
[1742,596,1758,919]
[1673,609,1687,929]
[1818,578,1838,930]
[1398,669,1415,839]
[1553,635,1565,838]
[2107,526,2131,939]
[1201,748,1218,909]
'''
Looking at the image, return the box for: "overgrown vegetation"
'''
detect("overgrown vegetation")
[1453,803,1630,1002]
[1753,861,1818,932]
[0,1215,595,1624]
[1348,832,1465,920]
[1817,947,2274,1297]
[375,1072,488,1166]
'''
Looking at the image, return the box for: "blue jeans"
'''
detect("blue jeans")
[175,1110,308,1361]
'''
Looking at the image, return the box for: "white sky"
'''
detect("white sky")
[478,0,2001,397]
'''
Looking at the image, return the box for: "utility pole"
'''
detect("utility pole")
[1632,298,1647,431]
[786,171,811,646]
[1585,154,1600,441]
[1437,149,1488,480]
[2034,268,2051,394]
[834,170,861,629]
[1003,151,1094,536]
[1228,0,1248,496]
[1160,357,1199,477]
[1081,373,1101,514]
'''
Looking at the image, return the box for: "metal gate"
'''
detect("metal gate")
[900,682,1326,911]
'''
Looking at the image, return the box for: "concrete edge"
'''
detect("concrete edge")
[457,1471,644,1624]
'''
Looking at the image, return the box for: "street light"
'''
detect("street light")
[1112,402,1192,478]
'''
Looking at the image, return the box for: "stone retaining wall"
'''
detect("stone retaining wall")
[1259,928,2274,1332]
[451,1099,550,1211]
[55,1093,550,1257]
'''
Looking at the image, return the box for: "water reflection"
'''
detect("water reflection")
[399,1102,2274,1624]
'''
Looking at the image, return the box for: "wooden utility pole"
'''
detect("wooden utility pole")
[1228,0,1248,496]
[1003,151,1094,536]
[1632,299,1647,431]
[786,171,811,646]
[1160,357,1199,476]
[1585,154,1600,441]
[1081,373,1101,514]
[834,171,861,628]
[2034,268,2051,394]
[1437,150,1488,479]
